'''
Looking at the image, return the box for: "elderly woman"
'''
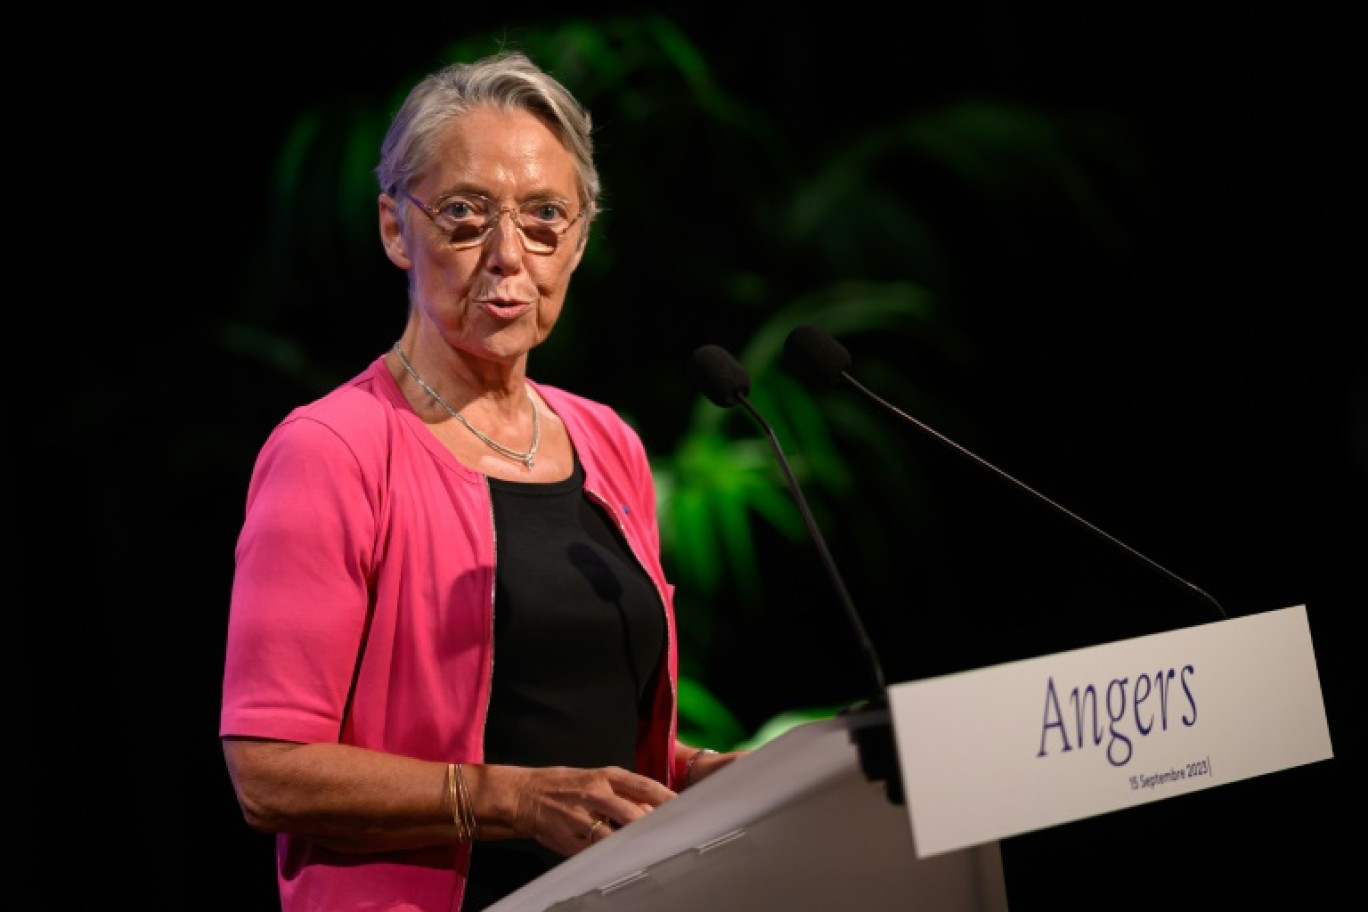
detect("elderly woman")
[220,50,741,911]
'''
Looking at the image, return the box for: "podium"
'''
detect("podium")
[488,605,1332,911]
[486,706,1008,911]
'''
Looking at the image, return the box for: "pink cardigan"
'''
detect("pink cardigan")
[221,357,679,911]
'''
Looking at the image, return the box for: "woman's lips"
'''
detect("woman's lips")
[480,299,532,319]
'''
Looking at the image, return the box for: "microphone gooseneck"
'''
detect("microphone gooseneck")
[783,324,1229,622]
[687,344,889,697]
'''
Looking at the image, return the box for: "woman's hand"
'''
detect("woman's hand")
[478,764,677,856]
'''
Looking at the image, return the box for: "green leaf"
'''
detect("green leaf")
[675,674,747,748]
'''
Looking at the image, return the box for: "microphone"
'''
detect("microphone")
[783,324,1229,622]
[686,344,889,697]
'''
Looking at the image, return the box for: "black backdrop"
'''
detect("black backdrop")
[26,4,1362,909]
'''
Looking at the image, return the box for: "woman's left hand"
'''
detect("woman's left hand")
[475,764,677,856]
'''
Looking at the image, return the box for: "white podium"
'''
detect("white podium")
[486,706,1008,911]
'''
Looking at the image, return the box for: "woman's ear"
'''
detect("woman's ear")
[379,194,412,269]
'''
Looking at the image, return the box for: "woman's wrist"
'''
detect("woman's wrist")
[683,747,717,787]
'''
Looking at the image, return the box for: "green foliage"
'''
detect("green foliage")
[675,674,749,750]
[678,675,843,753]
[654,280,944,610]
[735,705,846,751]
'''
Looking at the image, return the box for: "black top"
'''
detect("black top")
[461,454,665,910]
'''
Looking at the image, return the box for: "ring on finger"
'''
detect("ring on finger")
[587,816,608,841]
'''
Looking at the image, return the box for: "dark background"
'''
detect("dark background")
[27,4,1362,909]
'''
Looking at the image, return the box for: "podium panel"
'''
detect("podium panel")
[488,709,1007,912]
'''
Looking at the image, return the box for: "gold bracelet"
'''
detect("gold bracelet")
[446,763,468,841]
[683,748,717,787]
[455,762,478,841]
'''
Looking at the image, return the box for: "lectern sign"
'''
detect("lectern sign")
[887,604,1334,858]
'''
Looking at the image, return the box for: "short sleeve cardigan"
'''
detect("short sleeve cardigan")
[220,356,680,912]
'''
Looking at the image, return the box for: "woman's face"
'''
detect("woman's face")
[380,105,587,367]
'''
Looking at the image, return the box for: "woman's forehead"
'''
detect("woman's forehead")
[423,107,577,197]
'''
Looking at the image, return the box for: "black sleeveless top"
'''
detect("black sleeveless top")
[461,454,665,909]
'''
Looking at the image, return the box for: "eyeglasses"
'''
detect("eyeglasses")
[406,192,584,254]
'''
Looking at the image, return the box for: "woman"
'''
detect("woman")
[220,50,740,911]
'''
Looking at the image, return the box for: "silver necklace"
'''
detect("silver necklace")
[392,342,540,470]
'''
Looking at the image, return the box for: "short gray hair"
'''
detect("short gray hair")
[376,51,600,222]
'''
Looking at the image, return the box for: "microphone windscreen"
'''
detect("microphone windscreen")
[687,344,751,407]
[784,324,852,388]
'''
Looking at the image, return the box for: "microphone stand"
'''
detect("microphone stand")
[732,391,903,803]
[841,372,1229,623]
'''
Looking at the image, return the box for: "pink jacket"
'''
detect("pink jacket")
[220,356,679,911]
